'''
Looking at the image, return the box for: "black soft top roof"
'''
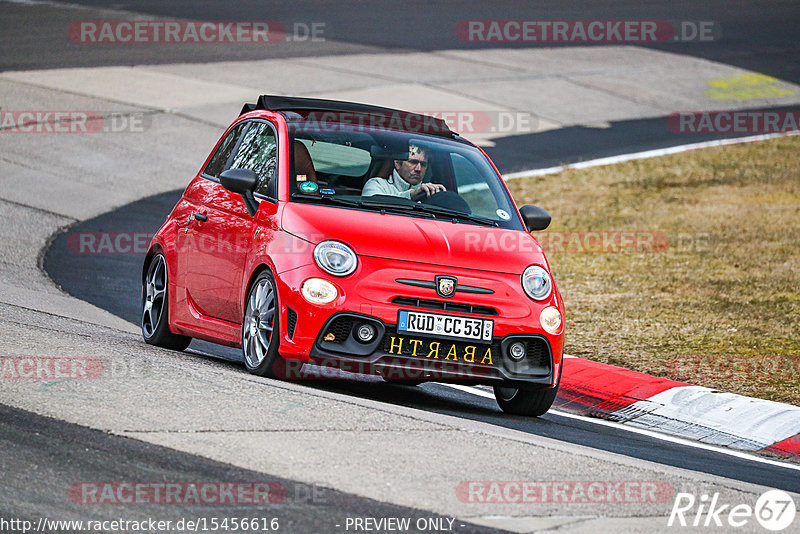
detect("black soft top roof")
[240,94,455,138]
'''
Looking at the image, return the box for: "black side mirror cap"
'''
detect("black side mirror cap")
[220,168,259,216]
[220,168,257,193]
[519,205,551,232]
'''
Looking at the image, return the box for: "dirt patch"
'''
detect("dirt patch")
[509,135,800,405]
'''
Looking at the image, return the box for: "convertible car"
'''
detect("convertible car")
[141,95,564,416]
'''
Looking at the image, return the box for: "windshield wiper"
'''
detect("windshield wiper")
[358,199,414,211]
[358,196,496,225]
[359,199,445,220]
[292,193,414,211]
[291,192,361,207]
[411,204,499,226]
[293,192,432,214]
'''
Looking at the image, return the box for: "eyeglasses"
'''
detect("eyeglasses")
[406,158,428,168]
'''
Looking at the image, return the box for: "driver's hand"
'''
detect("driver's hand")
[416,183,446,197]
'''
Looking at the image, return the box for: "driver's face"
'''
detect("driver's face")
[394,151,428,185]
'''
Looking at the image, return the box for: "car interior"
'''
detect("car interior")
[290,136,456,199]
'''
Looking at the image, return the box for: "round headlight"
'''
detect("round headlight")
[301,278,338,304]
[522,265,552,301]
[540,306,562,335]
[313,240,357,277]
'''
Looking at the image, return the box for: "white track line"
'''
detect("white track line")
[622,386,800,450]
[503,130,800,179]
[438,383,800,472]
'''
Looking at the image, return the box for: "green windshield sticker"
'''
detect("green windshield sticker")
[298,181,319,193]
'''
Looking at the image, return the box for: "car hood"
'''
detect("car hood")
[280,203,548,274]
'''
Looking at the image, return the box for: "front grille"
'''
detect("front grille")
[391,296,498,316]
[323,316,355,344]
[286,308,298,339]
[523,337,549,367]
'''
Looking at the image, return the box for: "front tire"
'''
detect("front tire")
[242,270,280,377]
[141,253,191,351]
[494,364,562,417]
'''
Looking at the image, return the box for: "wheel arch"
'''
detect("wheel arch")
[242,263,276,314]
[142,237,180,334]
[142,243,164,285]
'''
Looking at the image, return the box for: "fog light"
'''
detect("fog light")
[540,306,562,335]
[509,341,526,361]
[301,278,338,304]
[356,323,376,343]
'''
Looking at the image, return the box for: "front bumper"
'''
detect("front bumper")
[305,312,555,387]
[272,257,564,387]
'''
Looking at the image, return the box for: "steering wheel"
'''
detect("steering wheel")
[414,189,472,214]
[410,188,430,202]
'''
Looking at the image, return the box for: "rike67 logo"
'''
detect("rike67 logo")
[668,490,796,531]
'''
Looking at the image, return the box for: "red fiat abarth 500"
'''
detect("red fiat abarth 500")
[141,95,564,416]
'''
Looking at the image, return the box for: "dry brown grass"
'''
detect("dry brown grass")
[508,135,800,405]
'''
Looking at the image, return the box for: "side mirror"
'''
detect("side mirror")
[519,205,551,232]
[220,168,259,216]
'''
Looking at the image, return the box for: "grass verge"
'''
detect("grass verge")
[508,135,800,405]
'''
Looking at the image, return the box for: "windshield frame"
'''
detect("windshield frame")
[284,116,524,231]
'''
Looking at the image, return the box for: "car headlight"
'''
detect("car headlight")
[540,306,562,335]
[522,265,552,301]
[313,240,357,276]
[301,278,338,304]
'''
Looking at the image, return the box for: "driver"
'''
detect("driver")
[362,144,445,199]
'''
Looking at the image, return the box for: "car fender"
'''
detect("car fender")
[143,218,183,330]
[240,227,317,309]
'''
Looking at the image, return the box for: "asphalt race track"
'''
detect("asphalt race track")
[0,403,497,533]
[43,189,800,493]
[7,0,800,84]
[3,0,800,172]
[3,1,800,532]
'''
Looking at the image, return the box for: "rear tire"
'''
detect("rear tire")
[141,253,191,351]
[242,270,280,377]
[494,364,562,417]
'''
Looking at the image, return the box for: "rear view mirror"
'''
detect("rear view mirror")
[370,146,409,160]
[220,168,259,216]
[519,205,551,232]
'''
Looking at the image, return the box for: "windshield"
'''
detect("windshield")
[286,116,523,230]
